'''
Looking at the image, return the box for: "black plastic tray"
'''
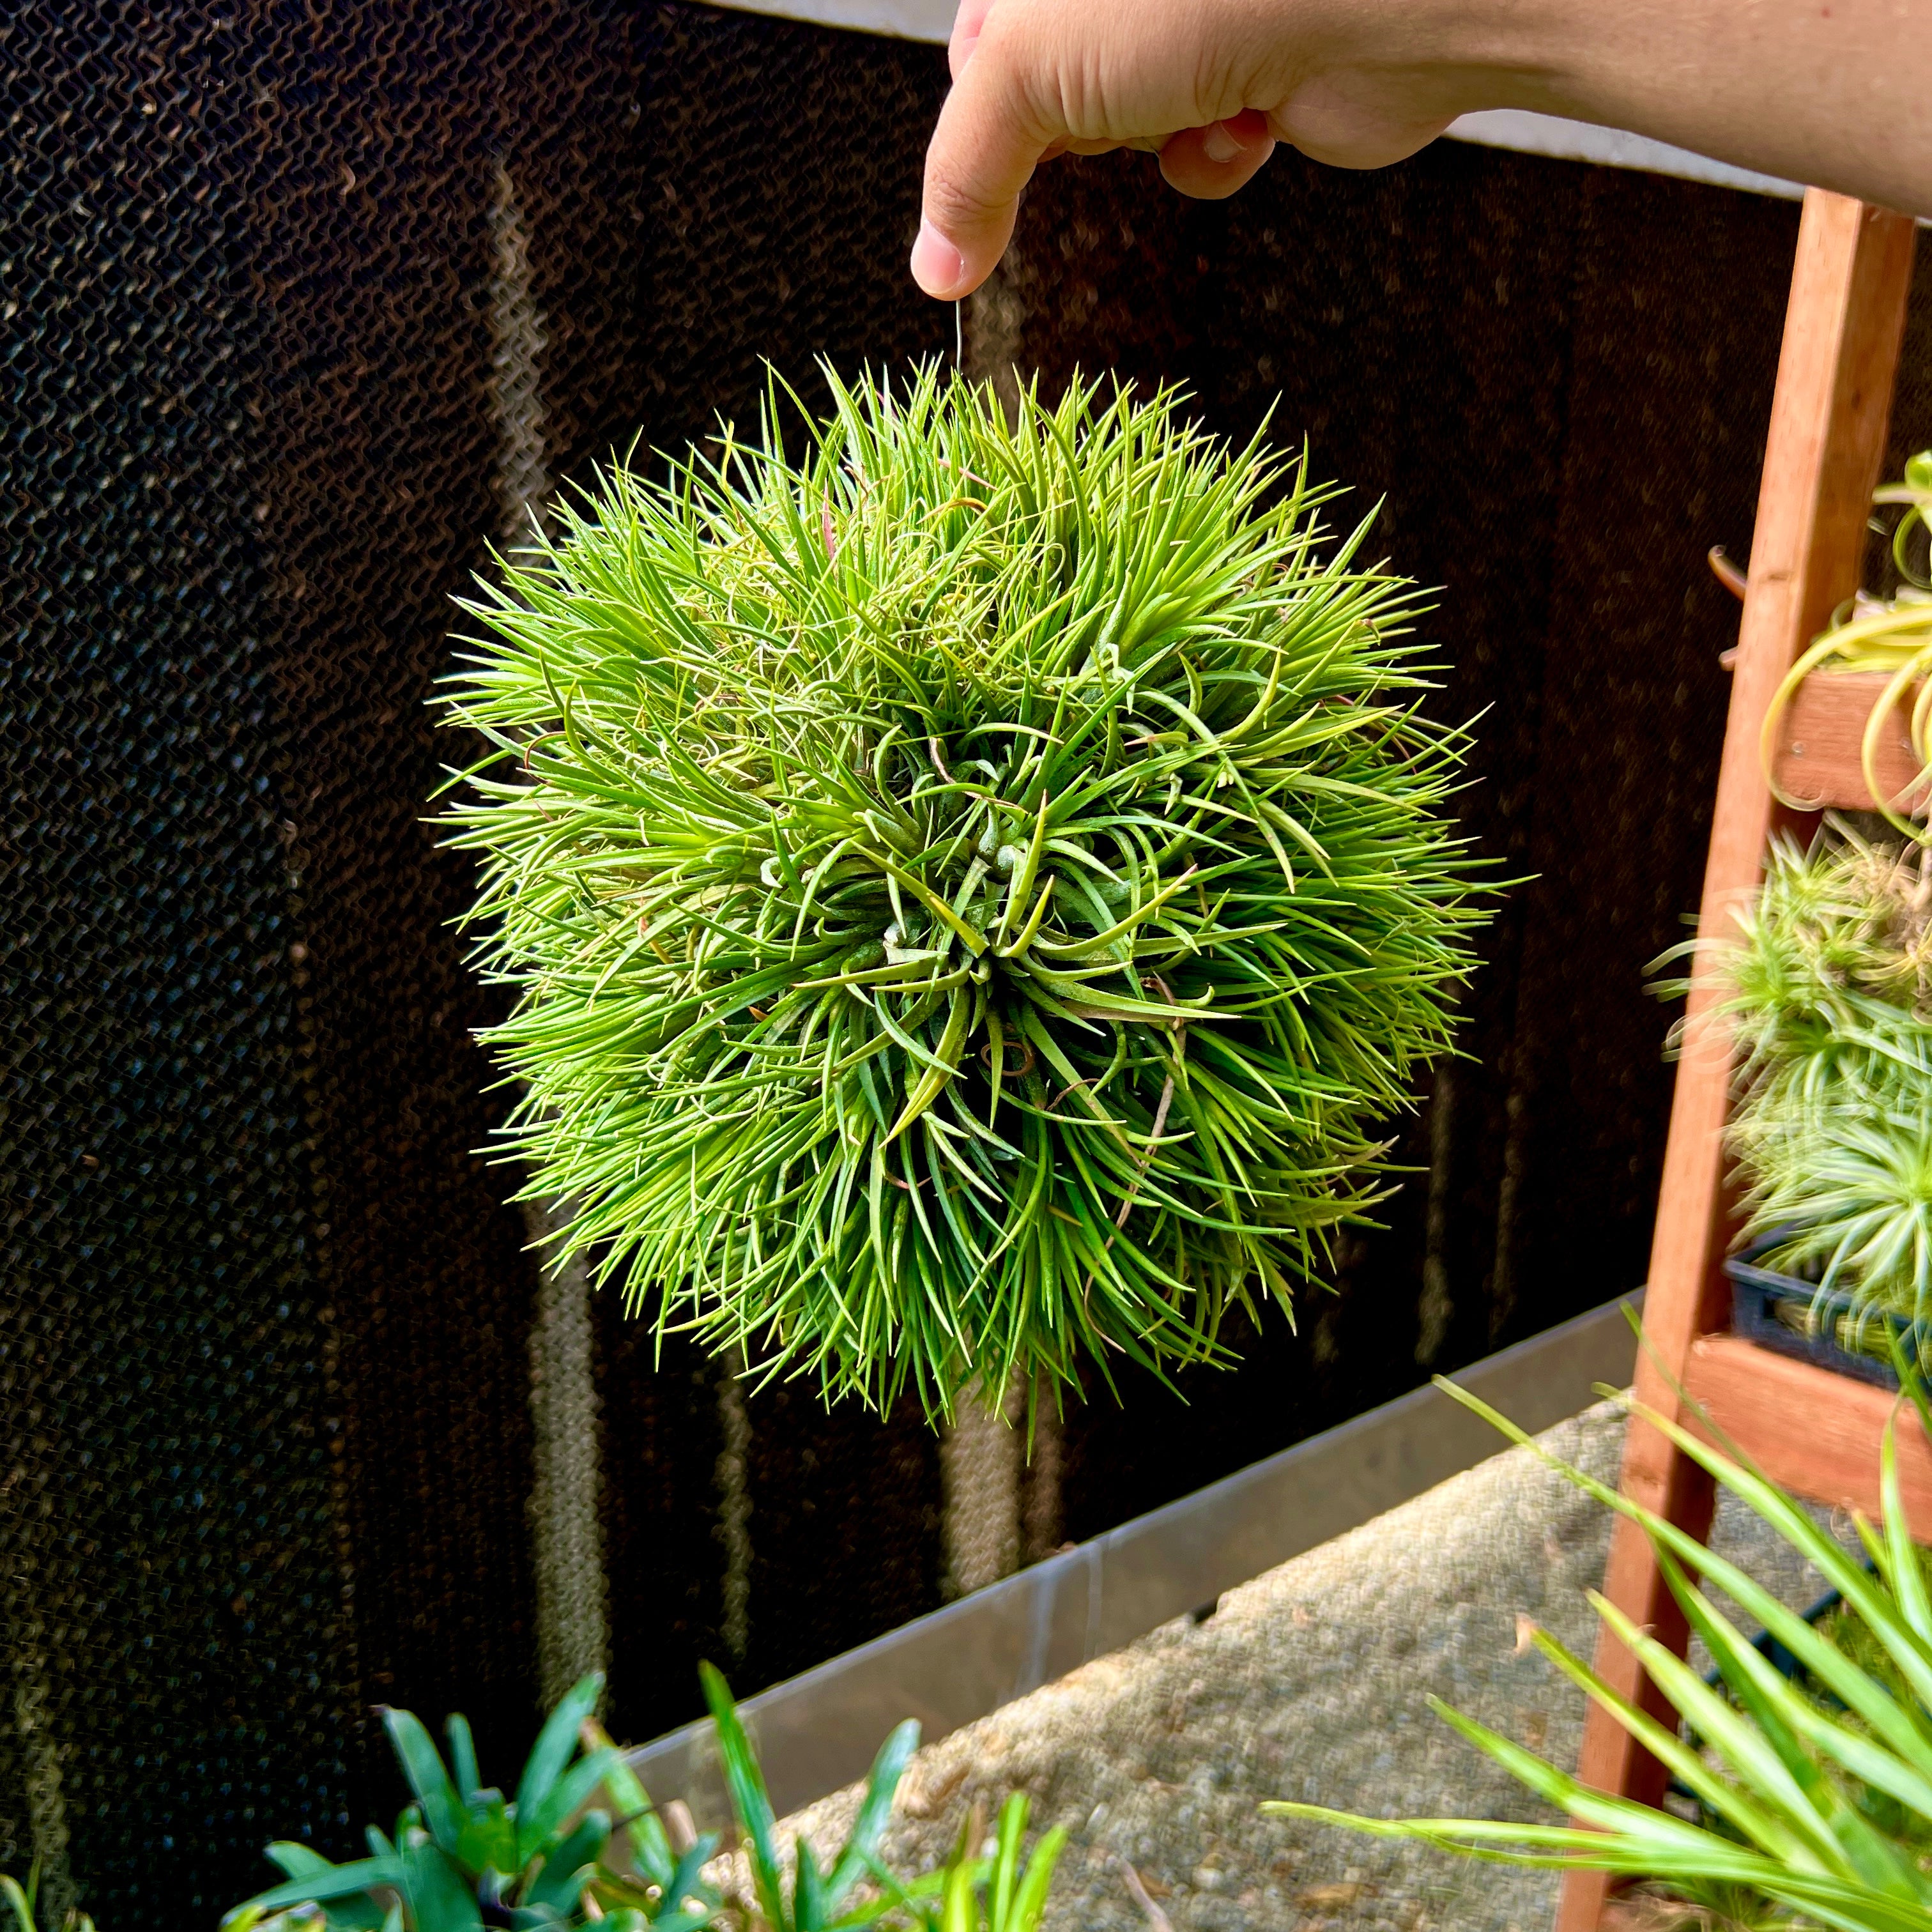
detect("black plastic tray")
[1725,1234,1924,1390]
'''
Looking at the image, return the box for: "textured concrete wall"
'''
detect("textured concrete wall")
[769,1402,1851,1932]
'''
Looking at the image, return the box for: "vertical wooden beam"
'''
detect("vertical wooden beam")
[1556,191,1914,1932]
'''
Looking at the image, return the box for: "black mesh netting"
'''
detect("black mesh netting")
[6,1,1932,1921]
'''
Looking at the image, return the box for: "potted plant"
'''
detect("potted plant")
[437,364,1494,1419]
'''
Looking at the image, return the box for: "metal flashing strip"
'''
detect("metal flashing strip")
[627,1291,1643,1825]
[705,0,955,38]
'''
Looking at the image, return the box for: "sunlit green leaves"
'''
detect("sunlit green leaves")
[440,364,1492,1417]
[1265,1374,1932,1932]
[696,1666,1063,1932]
[222,1673,719,1932]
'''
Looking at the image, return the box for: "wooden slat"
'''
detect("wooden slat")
[1683,1333,1932,1534]
[1770,669,1931,812]
[1558,191,1916,1932]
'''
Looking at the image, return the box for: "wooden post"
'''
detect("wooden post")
[1556,190,1915,1932]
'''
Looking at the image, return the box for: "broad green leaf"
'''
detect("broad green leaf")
[222,1857,406,1928]
[579,1717,675,1888]
[522,1812,609,1915]
[454,1791,516,1879]
[939,1856,973,1932]
[516,1748,623,1871]
[826,1720,920,1906]
[658,1839,720,1925]
[447,1716,481,1806]
[700,1663,786,1932]
[263,1844,386,1932]
[514,1673,604,1830]
[1006,1830,1065,1932]
[266,1845,337,1880]
[990,1793,1025,1932]
[397,1843,482,1932]
[382,1710,465,1857]
[793,1836,829,1932]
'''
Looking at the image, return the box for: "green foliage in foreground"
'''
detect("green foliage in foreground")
[440,362,1492,1416]
[1706,823,1932,1326]
[224,1675,717,1932]
[223,1663,1066,1932]
[1266,1369,1932,1931]
[1,1866,93,1932]
[699,1663,1064,1932]
[908,1798,1064,1932]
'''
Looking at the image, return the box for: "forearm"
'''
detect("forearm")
[1480,0,1929,217]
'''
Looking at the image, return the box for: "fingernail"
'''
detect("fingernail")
[1202,120,1243,164]
[911,218,968,298]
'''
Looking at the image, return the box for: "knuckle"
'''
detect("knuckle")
[925,169,1005,237]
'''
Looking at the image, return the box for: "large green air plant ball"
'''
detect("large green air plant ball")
[440,367,1493,1418]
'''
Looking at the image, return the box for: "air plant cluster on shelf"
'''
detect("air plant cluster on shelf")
[1694,820,1932,1331]
[440,364,1492,1418]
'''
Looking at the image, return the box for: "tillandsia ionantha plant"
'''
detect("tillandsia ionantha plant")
[438,363,1493,1417]
[1763,449,1932,843]
[223,1673,719,1932]
[889,1795,1065,1932]
[1266,1367,1932,1932]
[702,1659,921,1932]
[697,1662,1064,1932]
[1678,818,1932,1331]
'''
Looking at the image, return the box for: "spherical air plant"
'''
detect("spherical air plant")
[439,366,1494,1418]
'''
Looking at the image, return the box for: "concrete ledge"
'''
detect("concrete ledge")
[627,1292,1641,1824]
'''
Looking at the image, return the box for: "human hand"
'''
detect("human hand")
[916,0,1932,302]
[912,0,1506,299]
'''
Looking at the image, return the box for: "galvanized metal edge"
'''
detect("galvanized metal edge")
[627,1291,1643,1824]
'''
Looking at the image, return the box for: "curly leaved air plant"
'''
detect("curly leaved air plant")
[438,364,1495,1420]
[1762,448,1932,842]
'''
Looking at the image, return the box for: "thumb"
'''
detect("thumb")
[914,23,1051,299]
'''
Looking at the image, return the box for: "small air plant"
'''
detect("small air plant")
[440,365,1492,1416]
[1763,448,1932,842]
[698,1662,1064,1932]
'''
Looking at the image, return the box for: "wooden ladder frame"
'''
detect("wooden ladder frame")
[1558,188,1919,1932]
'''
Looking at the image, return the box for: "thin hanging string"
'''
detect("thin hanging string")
[954,298,963,372]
